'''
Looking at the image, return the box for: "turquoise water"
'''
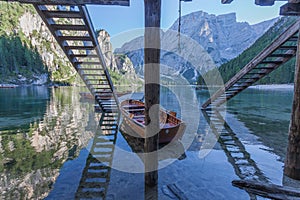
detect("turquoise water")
[0,86,294,199]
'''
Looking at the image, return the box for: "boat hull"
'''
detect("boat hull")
[120,100,186,144]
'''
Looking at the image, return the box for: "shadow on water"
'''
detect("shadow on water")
[201,109,269,199]
[227,88,292,162]
[75,111,119,199]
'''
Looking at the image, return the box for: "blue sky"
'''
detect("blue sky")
[87,0,285,47]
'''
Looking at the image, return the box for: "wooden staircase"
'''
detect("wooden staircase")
[202,109,268,183]
[202,19,300,109]
[33,4,119,113]
[75,111,119,199]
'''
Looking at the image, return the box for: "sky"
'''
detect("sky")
[87,0,285,48]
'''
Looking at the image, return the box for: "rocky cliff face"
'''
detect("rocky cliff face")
[97,30,140,86]
[11,6,77,84]
[97,30,118,72]
[115,11,277,83]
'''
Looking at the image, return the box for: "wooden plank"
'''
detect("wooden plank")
[255,0,275,6]
[70,54,98,58]
[57,35,92,41]
[232,180,300,199]
[260,60,283,64]
[268,53,295,57]
[289,0,300,3]
[278,45,298,50]
[280,3,300,16]
[52,24,87,31]
[144,0,161,188]
[75,61,101,65]
[65,45,95,50]
[285,27,300,180]
[6,0,130,6]
[81,73,106,76]
[167,184,188,200]
[44,10,82,18]
[221,0,233,4]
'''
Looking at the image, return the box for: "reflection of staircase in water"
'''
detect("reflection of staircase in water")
[202,109,269,183]
[75,112,119,200]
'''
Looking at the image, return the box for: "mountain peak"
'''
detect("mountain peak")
[116,10,277,83]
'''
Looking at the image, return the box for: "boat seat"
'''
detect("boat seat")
[133,115,145,119]
[127,108,145,112]
[122,105,144,109]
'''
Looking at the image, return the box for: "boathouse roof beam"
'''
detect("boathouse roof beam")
[4,0,129,6]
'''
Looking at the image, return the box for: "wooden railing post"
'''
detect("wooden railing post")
[284,25,300,180]
[144,0,161,189]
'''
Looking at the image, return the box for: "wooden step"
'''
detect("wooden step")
[70,54,98,58]
[260,60,283,64]
[268,53,295,57]
[278,45,297,50]
[87,79,108,82]
[94,91,113,94]
[84,172,110,179]
[65,46,95,50]
[82,73,106,77]
[44,10,82,18]
[52,24,87,31]
[57,35,92,41]
[79,182,107,189]
[254,67,275,70]
[247,72,267,75]
[288,36,299,41]
[75,61,101,65]
[75,192,105,198]
[91,88,111,90]
[240,77,260,80]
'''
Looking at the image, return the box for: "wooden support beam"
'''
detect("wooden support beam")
[255,0,275,6]
[144,0,161,189]
[284,26,300,180]
[5,0,129,6]
[280,3,300,16]
[232,180,300,199]
[44,10,82,18]
[289,0,300,3]
[221,0,233,4]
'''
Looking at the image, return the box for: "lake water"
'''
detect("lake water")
[0,86,295,199]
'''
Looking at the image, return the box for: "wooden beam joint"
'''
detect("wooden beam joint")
[255,0,275,6]
[221,0,233,4]
[280,3,300,16]
[5,0,130,6]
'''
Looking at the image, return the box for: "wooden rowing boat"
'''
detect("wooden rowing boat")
[120,99,186,144]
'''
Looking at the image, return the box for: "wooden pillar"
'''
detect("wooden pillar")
[144,0,161,187]
[284,27,300,180]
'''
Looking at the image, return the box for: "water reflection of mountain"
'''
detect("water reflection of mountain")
[227,89,293,161]
[0,87,96,199]
[0,86,49,131]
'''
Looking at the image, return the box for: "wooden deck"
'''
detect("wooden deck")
[202,19,300,109]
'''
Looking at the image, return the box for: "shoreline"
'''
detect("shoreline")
[248,84,294,90]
